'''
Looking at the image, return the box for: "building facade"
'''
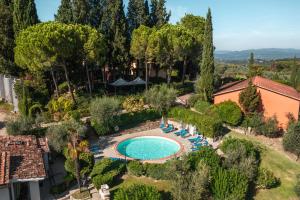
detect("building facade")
[214,76,300,129]
[0,135,49,200]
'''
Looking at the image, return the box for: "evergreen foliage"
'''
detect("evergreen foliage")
[73,0,90,24]
[13,0,39,35]
[212,168,249,200]
[150,0,170,27]
[55,0,73,23]
[290,56,300,89]
[283,121,300,160]
[114,184,162,200]
[99,0,129,73]
[215,101,243,126]
[196,9,214,102]
[127,0,150,35]
[0,1,15,74]
[239,82,261,114]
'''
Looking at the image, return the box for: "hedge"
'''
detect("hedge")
[215,101,243,126]
[127,160,145,176]
[114,184,162,200]
[168,107,223,138]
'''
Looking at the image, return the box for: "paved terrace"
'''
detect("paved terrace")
[96,120,193,164]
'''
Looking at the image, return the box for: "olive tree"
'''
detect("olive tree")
[144,84,177,125]
[283,122,300,160]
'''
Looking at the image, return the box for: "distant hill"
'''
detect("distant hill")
[215,48,300,61]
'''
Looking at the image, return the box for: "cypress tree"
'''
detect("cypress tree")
[55,0,73,23]
[73,0,90,24]
[88,0,103,27]
[248,52,255,77]
[196,8,214,102]
[0,1,15,74]
[127,0,149,35]
[290,56,300,89]
[144,0,150,25]
[100,0,129,77]
[13,0,39,35]
[150,0,170,27]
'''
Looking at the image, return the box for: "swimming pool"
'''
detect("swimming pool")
[116,136,181,160]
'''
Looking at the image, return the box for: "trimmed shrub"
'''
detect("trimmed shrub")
[90,158,125,189]
[194,100,211,114]
[122,96,145,112]
[144,163,168,180]
[127,160,145,176]
[221,137,260,160]
[256,168,280,189]
[169,107,223,138]
[212,168,249,200]
[215,101,243,126]
[114,184,162,200]
[187,147,221,172]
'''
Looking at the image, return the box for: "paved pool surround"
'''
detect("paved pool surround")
[98,122,192,163]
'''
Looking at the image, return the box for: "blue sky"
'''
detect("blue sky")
[35,0,300,50]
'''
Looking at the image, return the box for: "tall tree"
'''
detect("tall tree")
[130,25,153,89]
[99,0,129,79]
[13,0,39,35]
[196,8,214,102]
[55,0,73,23]
[150,0,170,27]
[248,52,256,77]
[127,0,149,35]
[0,1,15,75]
[73,0,90,24]
[88,0,103,27]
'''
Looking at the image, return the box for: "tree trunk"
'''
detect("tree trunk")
[84,60,92,97]
[155,63,159,82]
[74,157,81,192]
[145,59,148,90]
[62,64,76,104]
[182,59,187,85]
[167,66,172,86]
[50,68,59,97]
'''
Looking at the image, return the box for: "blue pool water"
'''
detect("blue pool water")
[117,136,180,160]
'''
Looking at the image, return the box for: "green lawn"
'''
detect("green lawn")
[110,175,172,199]
[227,132,300,200]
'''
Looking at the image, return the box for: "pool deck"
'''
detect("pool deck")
[96,121,193,163]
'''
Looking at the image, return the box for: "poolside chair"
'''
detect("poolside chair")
[159,123,165,129]
[188,136,202,143]
[163,124,174,133]
[174,129,187,136]
[180,131,190,138]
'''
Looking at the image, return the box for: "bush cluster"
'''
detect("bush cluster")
[122,96,145,112]
[212,168,249,200]
[215,101,243,126]
[114,184,162,200]
[295,174,300,197]
[90,158,125,189]
[242,113,280,137]
[118,109,160,129]
[256,168,280,189]
[127,160,145,176]
[169,107,223,138]
[6,116,35,135]
[194,100,211,114]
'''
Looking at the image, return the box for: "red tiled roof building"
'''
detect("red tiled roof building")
[214,76,300,129]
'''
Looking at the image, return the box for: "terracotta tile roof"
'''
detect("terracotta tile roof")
[176,93,194,105]
[0,135,48,185]
[214,76,300,100]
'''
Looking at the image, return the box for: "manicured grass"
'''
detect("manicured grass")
[227,132,300,200]
[111,175,172,199]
